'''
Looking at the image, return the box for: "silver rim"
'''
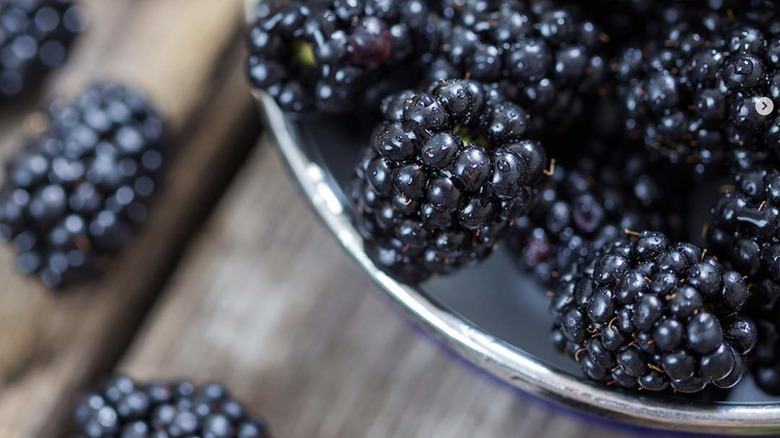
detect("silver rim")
[246,3,780,434]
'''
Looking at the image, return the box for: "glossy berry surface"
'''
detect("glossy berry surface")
[613,2,780,176]
[551,232,756,393]
[246,0,427,113]
[0,83,165,288]
[73,375,271,438]
[422,0,608,130]
[351,79,546,283]
[707,169,780,298]
[508,152,688,285]
[0,0,85,98]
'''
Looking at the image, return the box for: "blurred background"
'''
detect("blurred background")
[0,0,680,437]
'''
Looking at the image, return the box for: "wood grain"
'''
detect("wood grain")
[119,140,644,438]
[0,1,258,437]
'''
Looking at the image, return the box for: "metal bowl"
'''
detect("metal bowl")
[245,2,780,435]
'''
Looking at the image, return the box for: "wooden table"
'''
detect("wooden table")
[0,1,648,437]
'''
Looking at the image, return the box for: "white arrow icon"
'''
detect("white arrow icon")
[756,97,774,116]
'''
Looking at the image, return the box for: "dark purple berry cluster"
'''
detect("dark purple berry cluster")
[0,0,85,98]
[508,152,687,285]
[0,83,165,288]
[423,0,608,130]
[246,0,428,113]
[613,1,780,177]
[73,375,270,438]
[551,232,756,392]
[351,79,545,283]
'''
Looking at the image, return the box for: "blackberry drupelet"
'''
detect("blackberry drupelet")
[73,375,270,438]
[423,0,608,130]
[613,2,780,176]
[0,83,165,288]
[551,231,756,393]
[508,152,688,285]
[246,0,427,113]
[0,0,85,98]
[351,79,546,283]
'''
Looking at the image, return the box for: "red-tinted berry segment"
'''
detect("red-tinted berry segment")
[246,0,428,113]
[551,232,756,393]
[508,151,688,285]
[0,83,165,289]
[0,0,85,98]
[73,375,271,438]
[351,79,546,283]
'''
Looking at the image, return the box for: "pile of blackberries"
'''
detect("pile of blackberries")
[73,375,271,438]
[246,0,780,395]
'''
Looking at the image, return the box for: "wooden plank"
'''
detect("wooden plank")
[0,1,257,437]
[119,141,643,438]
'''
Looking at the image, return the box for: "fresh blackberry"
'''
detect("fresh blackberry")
[422,0,608,130]
[705,168,780,394]
[508,152,688,285]
[246,0,428,113]
[351,79,546,283]
[73,375,271,438]
[613,2,780,176]
[707,168,780,305]
[0,0,85,98]
[551,231,756,393]
[0,83,165,288]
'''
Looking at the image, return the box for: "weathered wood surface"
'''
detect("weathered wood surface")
[119,140,643,438]
[0,1,645,437]
[0,1,258,437]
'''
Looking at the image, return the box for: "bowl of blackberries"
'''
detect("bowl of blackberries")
[245,0,780,435]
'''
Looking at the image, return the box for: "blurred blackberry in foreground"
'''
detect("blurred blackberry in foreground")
[551,232,756,393]
[246,0,428,113]
[613,2,780,176]
[508,152,688,285]
[351,79,546,283]
[0,0,85,98]
[73,375,270,438]
[0,83,165,288]
[423,0,608,131]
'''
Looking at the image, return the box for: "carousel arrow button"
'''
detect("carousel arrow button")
[756,97,774,116]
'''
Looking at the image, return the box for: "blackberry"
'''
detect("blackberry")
[73,375,271,438]
[246,0,427,113]
[707,169,780,304]
[0,0,85,99]
[551,231,756,393]
[613,2,780,176]
[0,83,165,288]
[705,168,780,394]
[508,152,688,285]
[351,79,546,283]
[423,0,608,130]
